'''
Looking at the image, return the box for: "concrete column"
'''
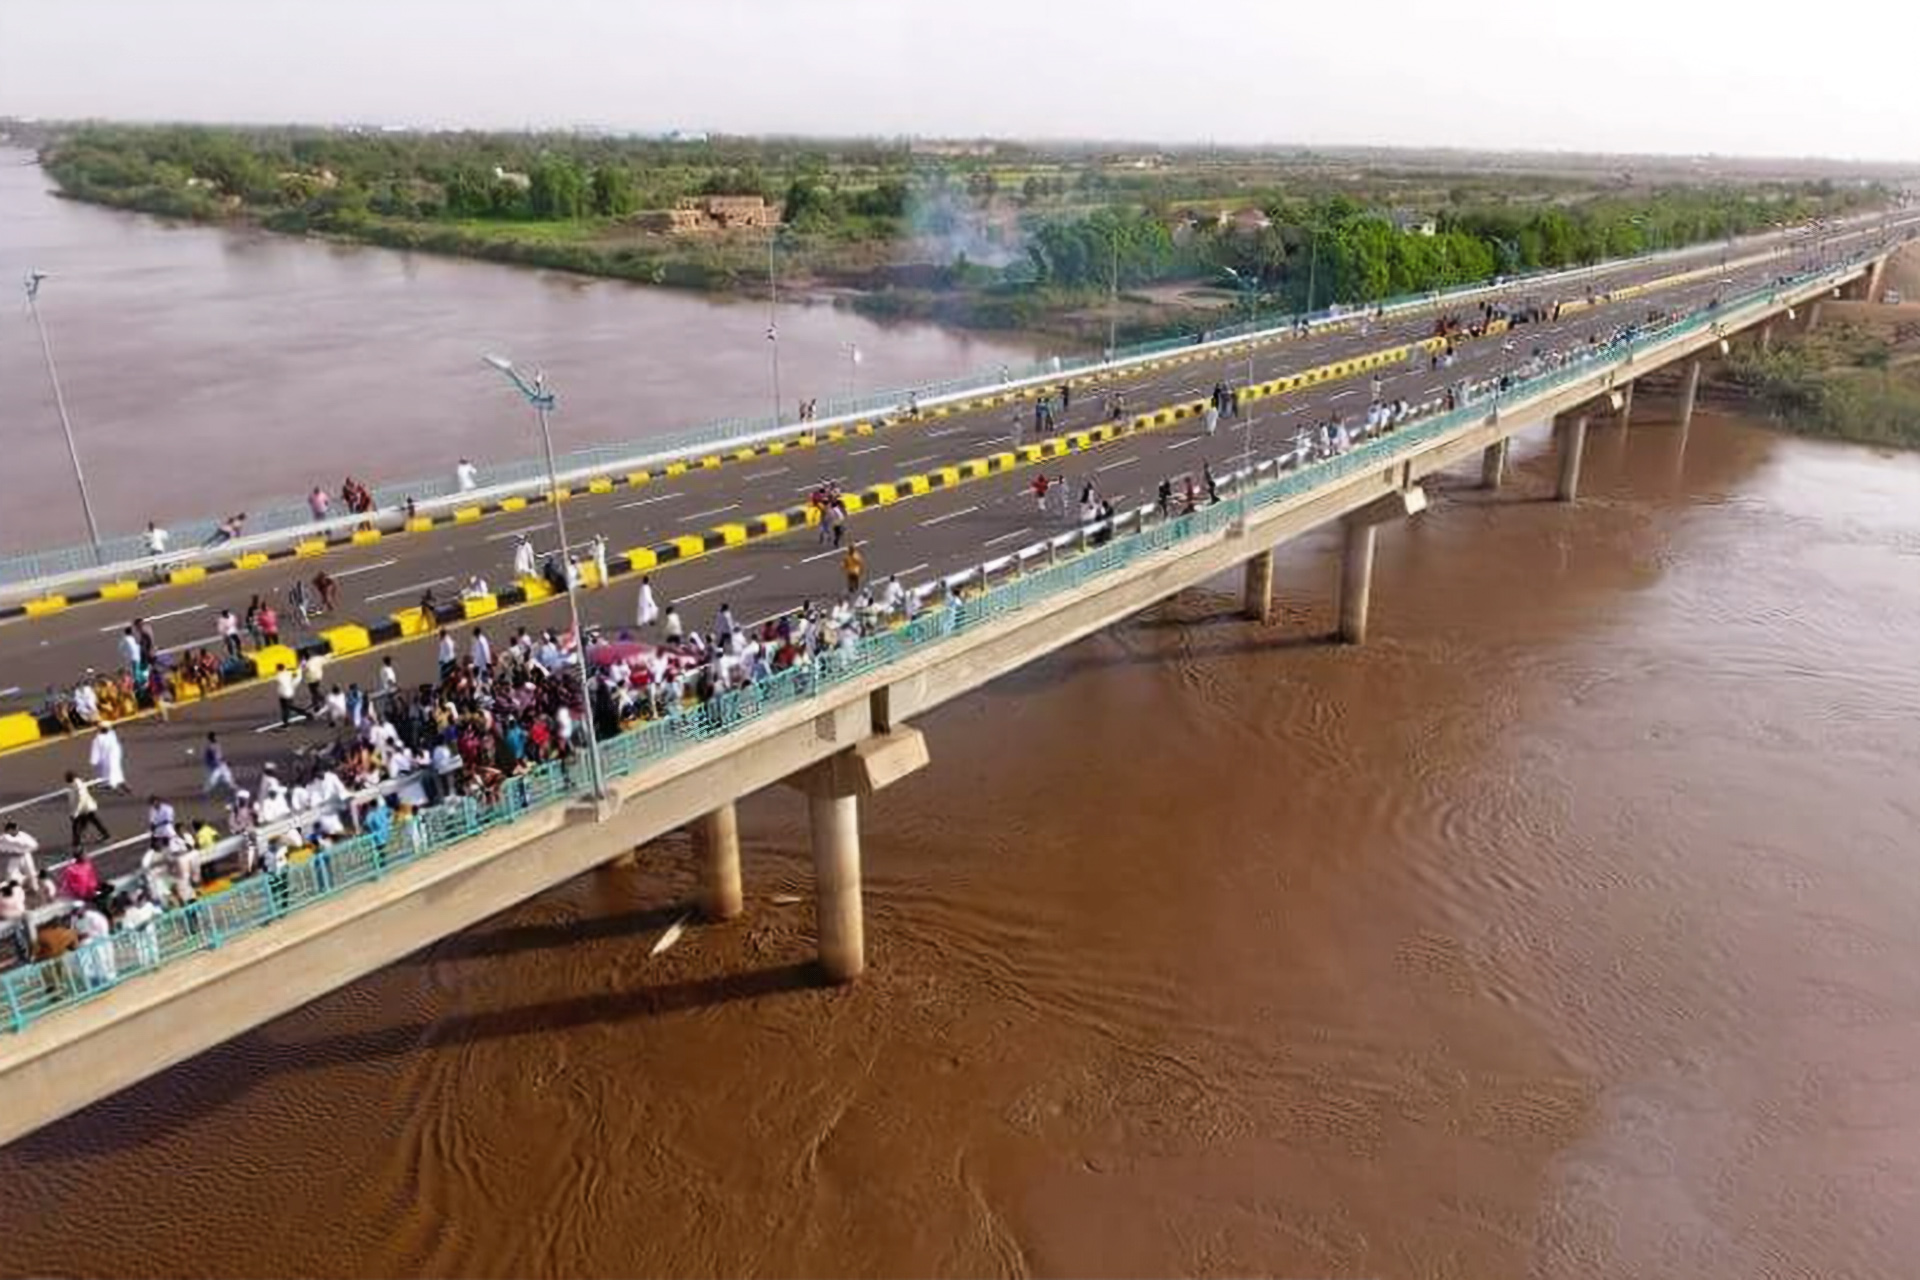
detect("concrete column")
[1479,437,1509,490]
[693,801,743,921]
[1337,521,1376,645]
[1555,414,1588,504]
[1617,380,1635,430]
[1806,302,1823,333]
[1242,549,1275,624]
[1759,322,1774,353]
[1677,359,1702,434]
[809,791,864,982]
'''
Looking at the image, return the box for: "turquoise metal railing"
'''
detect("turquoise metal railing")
[0,258,1865,1033]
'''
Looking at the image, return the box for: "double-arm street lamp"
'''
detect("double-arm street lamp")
[480,354,605,797]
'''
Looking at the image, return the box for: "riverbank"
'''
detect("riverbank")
[45,179,1228,346]
[1707,300,1920,449]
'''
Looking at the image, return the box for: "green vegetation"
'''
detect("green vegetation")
[38,123,1893,341]
[1720,319,1920,448]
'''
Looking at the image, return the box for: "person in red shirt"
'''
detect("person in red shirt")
[58,850,101,903]
[257,604,280,645]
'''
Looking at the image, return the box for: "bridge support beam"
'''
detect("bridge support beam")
[787,727,929,983]
[694,801,743,921]
[1759,322,1774,353]
[1479,438,1509,490]
[1556,414,1589,503]
[1242,549,1275,624]
[1677,360,1702,435]
[1863,257,1887,303]
[1616,380,1635,430]
[1806,302,1823,333]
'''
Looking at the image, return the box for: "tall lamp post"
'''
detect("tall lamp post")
[1220,267,1260,525]
[24,270,103,561]
[481,354,605,798]
[766,227,783,425]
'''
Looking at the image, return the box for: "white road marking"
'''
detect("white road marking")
[1330,389,1356,399]
[158,634,220,656]
[688,503,741,520]
[984,526,1033,547]
[793,477,844,493]
[800,539,868,565]
[366,576,454,603]
[0,686,19,699]
[332,558,398,579]
[926,427,965,438]
[675,574,755,604]
[620,492,685,510]
[485,522,550,542]
[1166,436,1205,451]
[742,466,791,480]
[848,445,889,457]
[920,505,979,527]
[893,562,929,579]
[100,603,204,631]
[899,454,940,467]
[1096,455,1140,473]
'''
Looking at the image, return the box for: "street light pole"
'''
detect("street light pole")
[1107,229,1119,360]
[767,228,783,425]
[481,355,606,798]
[24,271,102,561]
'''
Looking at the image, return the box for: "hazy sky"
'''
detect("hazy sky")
[3,0,1913,162]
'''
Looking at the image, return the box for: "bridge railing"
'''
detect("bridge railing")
[0,258,1866,1035]
[2,218,1871,592]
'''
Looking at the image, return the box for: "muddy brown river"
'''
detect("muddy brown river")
[6,150,1920,1279]
[3,404,1919,1278]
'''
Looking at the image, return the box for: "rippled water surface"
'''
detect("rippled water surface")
[4,406,1920,1278]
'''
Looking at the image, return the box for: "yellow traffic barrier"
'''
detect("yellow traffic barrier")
[757,512,790,535]
[588,477,614,494]
[500,496,528,512]
[24,596,67,618]
[233,552,269,571]
[870,482,900,504]
[622,547,658,572]
[351,529,382,546]
[100,581,140,602]
[390,607,432,637]
[461,593,498,619]
[713,523,749,546]
[169,566,206,586]
[453,507,483,523]
[249,644,299,676]
[406,516,434,533]
[295,538,327,557]
[670,535,705,560]
[320,624,371,656]
[0,712,42,751]
[519,577,554,602]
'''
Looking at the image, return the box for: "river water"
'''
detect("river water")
[0,148,1043,552]
[7,152,1920,1279]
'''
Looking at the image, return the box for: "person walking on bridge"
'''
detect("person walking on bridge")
[457,458,479,492]
[592,535,610,590]
[65,772,109,849]
[203,732,236,799]
[89,724,127,794]
[843,545,865,598]
[313,570,338,615]
[512,535,536,582]
[636,575,660,629]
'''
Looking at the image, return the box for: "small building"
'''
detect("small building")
[1227,207,1272,236]
[672,195,779,230]
[636,207,710,234]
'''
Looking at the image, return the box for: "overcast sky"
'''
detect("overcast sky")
[2,0,1912,162]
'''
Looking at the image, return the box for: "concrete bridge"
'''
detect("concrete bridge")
[0,218,1909,1148]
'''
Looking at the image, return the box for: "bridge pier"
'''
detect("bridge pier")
[1677,360,1702,435]
[787,727,929,983]
[1335,486,1426,645]
[1759,321,1774,353]
[808,791,864,982]
[1243,549,1275,624]
[1616,380,1635,430]
[694,801,743,921]
[1555,413,1589,503]
[1479,438,1509,490]
[1338,523,1376,645]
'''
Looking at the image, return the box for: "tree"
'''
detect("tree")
[590,165,637,218]
[530,157,587,219]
